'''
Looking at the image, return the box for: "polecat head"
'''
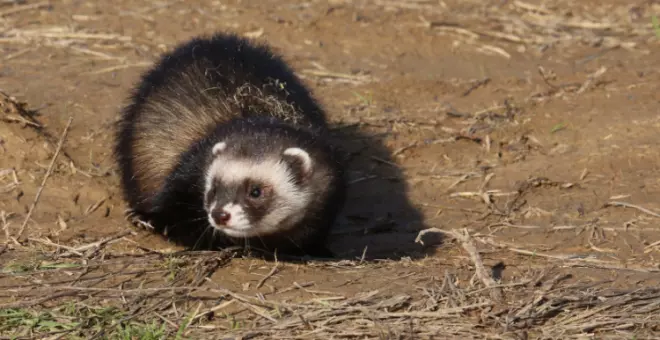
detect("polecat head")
[203,140,317,238]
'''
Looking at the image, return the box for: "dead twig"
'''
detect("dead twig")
[0,1,50,17]
[605,201,660,218]
[15,117,73,242]
[256,262,280,289]
[461,78,491,97]
[479,238,660,273]
[576,66,608,94]
[58,230,136,258]
[416,228,503,301]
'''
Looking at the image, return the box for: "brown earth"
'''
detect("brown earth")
[0,0,659,339]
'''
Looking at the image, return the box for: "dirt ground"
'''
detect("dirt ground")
[1,0,659,339]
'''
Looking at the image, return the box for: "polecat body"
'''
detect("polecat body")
[114,33,346,257]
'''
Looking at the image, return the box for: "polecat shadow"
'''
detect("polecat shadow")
[239,122,442,263]
[320,122,442,261]
[322,123,443,261]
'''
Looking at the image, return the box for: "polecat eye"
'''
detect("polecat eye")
[248,185,262,198]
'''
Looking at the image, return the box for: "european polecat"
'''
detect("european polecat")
[113,32,346,257]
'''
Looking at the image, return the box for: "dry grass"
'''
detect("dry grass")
[1,0,659,339]
[399,0,653,58]
[1,233,658,339]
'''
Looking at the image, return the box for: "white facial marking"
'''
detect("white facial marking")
[222,203,248,228]
[215,203,251,237]
[212,142,227,156]
[283,147,313,175]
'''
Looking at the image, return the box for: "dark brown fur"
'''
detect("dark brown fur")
[114,32,346,257]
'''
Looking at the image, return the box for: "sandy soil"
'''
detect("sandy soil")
[1,0,659,339]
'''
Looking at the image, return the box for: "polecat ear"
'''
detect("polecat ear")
[212,142,227,156]
[282,147,313,180]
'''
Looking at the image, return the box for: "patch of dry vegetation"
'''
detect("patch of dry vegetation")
[1,235,659,339]
[1,0,659,339]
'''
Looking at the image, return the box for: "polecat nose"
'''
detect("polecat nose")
[212,209,231,225]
